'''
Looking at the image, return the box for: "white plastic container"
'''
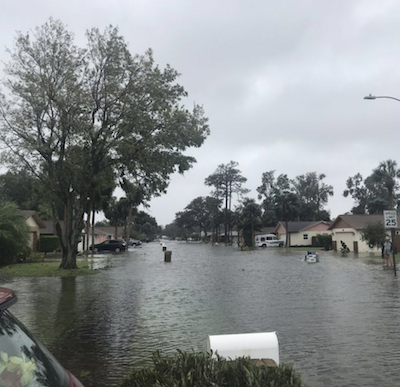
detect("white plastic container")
[206,332,279,365]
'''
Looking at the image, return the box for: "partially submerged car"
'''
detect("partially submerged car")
[0,287,84,387]
[128,239,142,247]
[90,239,126,253]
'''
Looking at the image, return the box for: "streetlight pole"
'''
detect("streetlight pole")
[364,94,398,277]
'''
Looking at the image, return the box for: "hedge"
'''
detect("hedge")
[37,236,59,253]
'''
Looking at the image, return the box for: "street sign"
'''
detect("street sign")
[384,210,397,228]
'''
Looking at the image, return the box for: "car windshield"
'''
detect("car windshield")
[0,310,69,387]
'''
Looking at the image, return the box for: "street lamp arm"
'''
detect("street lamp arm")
[364,94,400,102]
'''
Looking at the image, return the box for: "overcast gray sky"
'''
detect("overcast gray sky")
[2,0,400,226]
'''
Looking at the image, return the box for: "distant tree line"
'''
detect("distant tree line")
[162,159,400,248]
[162,161,334,246]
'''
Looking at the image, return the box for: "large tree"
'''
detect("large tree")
[372,159,400,211]
[344,161,399,214]
[205,161,249,244]
[257,170,279,226]
[132,211,160,241]
[0,169,53,218]
[275,192,300,247]
[0,20,209,268]
[291,172,333,221]
[237,198,262,248]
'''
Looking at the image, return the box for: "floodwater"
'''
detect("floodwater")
[1,242,400,387]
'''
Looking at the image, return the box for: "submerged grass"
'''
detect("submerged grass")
[0,261,100,277]
[119,351,304,387]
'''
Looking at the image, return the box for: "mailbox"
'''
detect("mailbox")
[207,332,279,365]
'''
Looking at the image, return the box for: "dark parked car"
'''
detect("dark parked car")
[90,239,126,253]
[0,287,84,387]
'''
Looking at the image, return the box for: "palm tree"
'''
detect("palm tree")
[276,192,300,247]
[372,160,400,210]
[0,203,29,265]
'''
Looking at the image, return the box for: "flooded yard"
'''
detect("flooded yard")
[1,242,400,387]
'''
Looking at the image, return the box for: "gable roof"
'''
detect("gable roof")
[41,220,56,235]
[275,221,327,233]
[255,227,276,236]
[328,214,397,230]
[20,210,46,228]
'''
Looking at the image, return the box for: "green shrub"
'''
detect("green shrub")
[314,234,332,250]
[0,203,29,266]
[26,252,45,263]
[119,351,304,387]
[37,236,59,253]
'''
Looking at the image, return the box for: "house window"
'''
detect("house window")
[303,234,308,240]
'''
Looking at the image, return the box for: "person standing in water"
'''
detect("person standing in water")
[382,236,393,268]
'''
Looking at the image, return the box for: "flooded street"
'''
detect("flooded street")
[2,242,400,387]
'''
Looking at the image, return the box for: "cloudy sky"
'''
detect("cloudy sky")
[1,0,400,226]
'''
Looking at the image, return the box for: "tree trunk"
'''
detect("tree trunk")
[57,195,85,269]
[224,187,229,245]
[127,205,132,244]
[389,190,394,210]
[228,182,233,244]
[85,207,90,257]
[251,219,254,249]
[91,208,95,257]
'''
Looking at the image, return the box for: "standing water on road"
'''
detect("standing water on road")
[2,242,400,387]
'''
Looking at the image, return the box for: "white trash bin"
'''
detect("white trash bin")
[207,332,279,365]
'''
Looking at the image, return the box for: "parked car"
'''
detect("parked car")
[0,287,84,387]
[128,238,142,247]
[90,239,126,253]
[254,234,284,248]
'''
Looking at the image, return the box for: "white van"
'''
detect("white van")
[255,234,284,248]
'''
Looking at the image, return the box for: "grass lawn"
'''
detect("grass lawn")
[0,261,100,277]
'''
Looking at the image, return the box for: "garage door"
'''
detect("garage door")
[335,232,354,251]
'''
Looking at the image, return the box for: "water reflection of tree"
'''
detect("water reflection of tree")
[51,277,78,372]
[52,277,113,387]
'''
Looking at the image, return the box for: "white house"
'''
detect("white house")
[275,221,331,247]
[329,214,398,253]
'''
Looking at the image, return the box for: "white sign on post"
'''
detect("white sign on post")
[384,210,397,228]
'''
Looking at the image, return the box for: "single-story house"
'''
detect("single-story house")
[21,210,46,252]
[80,226,125,251]
[275,221,331,247]
[328,214,399,253]
[41,221,125,252]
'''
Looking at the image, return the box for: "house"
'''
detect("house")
[80,226,125,251]
[328,214,399,253]
[255,227,276,236]
[274,221,331,247]
[21,210,46,252]
[41,221,125,252]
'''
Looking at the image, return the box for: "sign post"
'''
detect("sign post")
[384,210,397,277]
